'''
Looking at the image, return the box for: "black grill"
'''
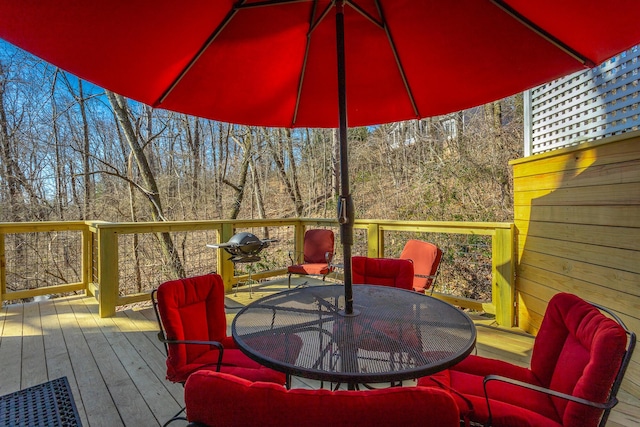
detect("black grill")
[210,232,277,263]
[207,232,278,298]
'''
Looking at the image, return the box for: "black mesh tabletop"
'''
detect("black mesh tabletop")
[232,284,476,385]
[0,376,82,427]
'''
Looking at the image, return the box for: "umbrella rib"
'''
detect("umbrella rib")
[155,4,242,106]
[293,0,334,126]
[490,0,595,67]
[308,1,334,34]
[156,0,308,106]
[346,1,383,29]
[372,0,420,118]
[237,0,311,9]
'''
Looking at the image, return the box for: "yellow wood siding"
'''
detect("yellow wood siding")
[512,131,640,398]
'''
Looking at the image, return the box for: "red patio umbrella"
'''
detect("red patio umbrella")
[1,0,640,314]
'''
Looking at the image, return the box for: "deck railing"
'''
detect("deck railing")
[0,219,515,325]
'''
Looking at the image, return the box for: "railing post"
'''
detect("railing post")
[96,225,118,317]
[82,224,93,296]
[492,225,516,326]
[0,232,5,302]
[295,222,305,261]
[218,223,235,292]
[367,223,381,257]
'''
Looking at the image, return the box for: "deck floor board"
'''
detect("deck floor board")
[56,297,124,427]
[1,304,24,396]
[0,279,637,427]
[39,297,89,426]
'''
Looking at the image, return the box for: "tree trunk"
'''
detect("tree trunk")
[284,129,304,216]
[224,129,251,219]
[106,90,185,279]
[247,132,268,236]
[77,79,93,219]
[0,62,21,221]
[184,116,202,214]
[266,128,303,216]
[51,70,66,219]
[212,123,228,218]
[127,151,143,293]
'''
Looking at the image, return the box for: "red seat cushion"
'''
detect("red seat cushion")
[288,262,332,275]
[185,371,460,427]
[342,257,419,352]
[530,293,627,426]
[352,256,414,290]
[288,229,335,277]
[301,229,334,263]
[399,239,442,291]
[418,293,628,427]
[419,355,561,427]
[156,274,299,385]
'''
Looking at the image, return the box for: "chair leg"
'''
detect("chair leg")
[163,406,187,426]
[247,263,254,299]
[288,273,292,288]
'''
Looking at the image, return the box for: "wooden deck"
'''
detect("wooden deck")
[1,277,638,427]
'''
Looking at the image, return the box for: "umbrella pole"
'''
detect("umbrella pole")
[336,3,357,317]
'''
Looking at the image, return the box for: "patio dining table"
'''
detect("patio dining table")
[232,284,476,388]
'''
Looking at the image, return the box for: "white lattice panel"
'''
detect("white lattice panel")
[525,46,640,156]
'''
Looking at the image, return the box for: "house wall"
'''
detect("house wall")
[511,131,640,397]
[524,45,640,156]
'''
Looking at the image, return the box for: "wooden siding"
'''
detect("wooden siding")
[511,131,640,401]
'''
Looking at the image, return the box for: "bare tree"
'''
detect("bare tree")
[0,61,43,221]
[265,128,304,216]
[106,90,185,278]
[223,126,251,219]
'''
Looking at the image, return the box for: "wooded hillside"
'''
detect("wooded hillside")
[1,48,523,226]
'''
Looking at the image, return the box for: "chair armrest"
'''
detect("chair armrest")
[289,250,307,265]
[482,374,617,421]
[325,251,334,264]
[414,273,436,279]
[158,335,225,372]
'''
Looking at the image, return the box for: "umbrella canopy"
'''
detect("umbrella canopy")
[2,0,640,314]
[2,1,639,128]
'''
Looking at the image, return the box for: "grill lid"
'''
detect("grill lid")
[228,232,263,255]
[207,232,278,263]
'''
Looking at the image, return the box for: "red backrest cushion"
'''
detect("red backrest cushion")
[156,274,227,375]
[400,240,442,290]
[530,293,627,427]
[303,229,335,263]
[185,371,459,427]
[352,256,414,290]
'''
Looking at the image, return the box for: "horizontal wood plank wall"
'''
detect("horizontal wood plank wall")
[511,131,640,398]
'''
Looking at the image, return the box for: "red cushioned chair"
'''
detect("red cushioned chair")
[152,274,302,426]
[418,292,635,427]
[184,370,460,427]
[399,239,443,293]
[346,256,418,386]
[351,256,414,290]
[287,229,335,288]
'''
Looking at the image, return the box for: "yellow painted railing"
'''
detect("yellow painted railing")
[0,218,515,325]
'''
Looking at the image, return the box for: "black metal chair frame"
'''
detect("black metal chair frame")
[287,250,334,288]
